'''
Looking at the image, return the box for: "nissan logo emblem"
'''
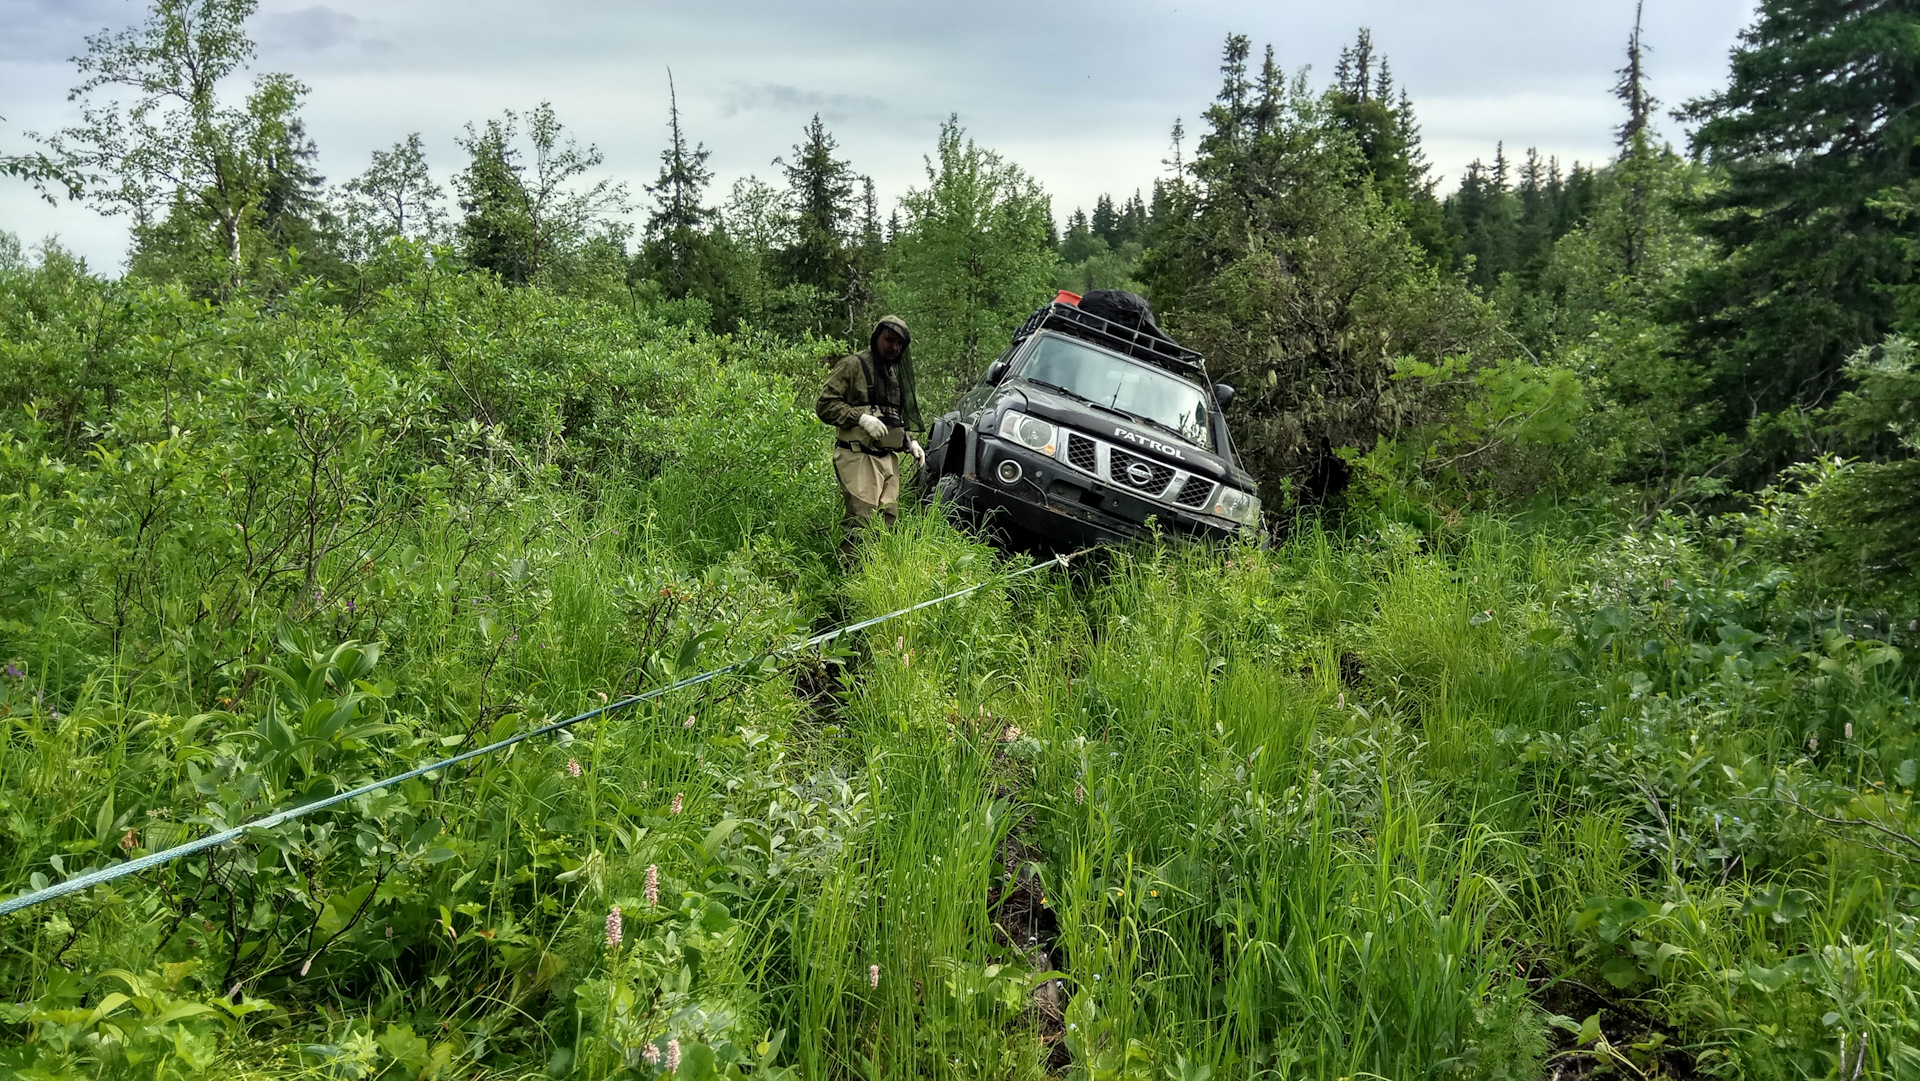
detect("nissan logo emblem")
[1126,462,1154,486]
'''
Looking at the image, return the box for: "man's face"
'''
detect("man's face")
[875,328,905,362]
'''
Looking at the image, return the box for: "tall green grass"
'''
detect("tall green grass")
[3,249,1918,1079]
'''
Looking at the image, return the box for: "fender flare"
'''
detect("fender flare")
[925,417,965,480]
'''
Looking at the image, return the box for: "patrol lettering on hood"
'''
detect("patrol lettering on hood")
[1112,426,1186,460]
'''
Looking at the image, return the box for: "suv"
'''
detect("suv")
[918,291,1261,550]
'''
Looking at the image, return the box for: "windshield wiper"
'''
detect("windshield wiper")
[1027,379,1130,419]
[1126,411,1199,444]
[1028,379,1206,448]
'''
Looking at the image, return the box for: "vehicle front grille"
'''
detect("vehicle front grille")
[1042,423,1228,516]
[1108,449,1175,493]
[1174,475,1214,507]
[1066,433,1098,473]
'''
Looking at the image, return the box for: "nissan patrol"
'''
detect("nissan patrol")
[917,291,1261,550]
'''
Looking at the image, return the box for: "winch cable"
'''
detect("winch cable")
[0,548,1089,918]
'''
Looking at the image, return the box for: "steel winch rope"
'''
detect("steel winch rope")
[0,548,1088,918]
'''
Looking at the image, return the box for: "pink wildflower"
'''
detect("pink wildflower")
[642,1043,661,1065]
[666,1038,680,1073]
[645,864,659,908]
[670,793,684,816]
[1073,784,1086,806]
[869,964,880,988]
[567,758,582,778]
[606,906,623,949]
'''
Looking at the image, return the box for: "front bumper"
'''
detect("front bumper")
[947,435,1245,548]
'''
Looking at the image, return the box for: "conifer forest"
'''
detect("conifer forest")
[1,1,1919,1077]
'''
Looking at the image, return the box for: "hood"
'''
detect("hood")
[868,315,921,431]
[870,315,911,354]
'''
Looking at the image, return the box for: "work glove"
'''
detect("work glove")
[907,437,926,467]
[857,413,889,440]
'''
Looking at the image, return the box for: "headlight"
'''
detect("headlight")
[1212,487,1262,529]
[996,410,1057,455]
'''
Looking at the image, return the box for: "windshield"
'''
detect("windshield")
[1018,333,1212,449]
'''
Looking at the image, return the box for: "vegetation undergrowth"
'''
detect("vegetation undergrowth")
[2,242,1915,1076]
[3,0,1918,1075]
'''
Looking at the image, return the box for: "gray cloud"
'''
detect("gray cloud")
[722,82,890,121]
[0,0,120,63]
[2,0,1760,269]
[257,5,375,52]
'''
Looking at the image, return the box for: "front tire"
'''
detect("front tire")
[914,419,964,505]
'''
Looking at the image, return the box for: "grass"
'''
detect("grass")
[2,252,1918,1079]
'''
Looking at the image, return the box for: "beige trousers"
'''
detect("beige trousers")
[834,445,900,531]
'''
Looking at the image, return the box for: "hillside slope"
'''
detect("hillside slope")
[1,252,1916,1079]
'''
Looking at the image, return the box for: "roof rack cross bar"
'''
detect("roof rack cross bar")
[1013,302,1207,377]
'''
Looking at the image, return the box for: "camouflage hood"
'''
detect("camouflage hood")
[869,315,921,432]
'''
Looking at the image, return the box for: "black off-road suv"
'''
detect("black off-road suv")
[918,290,1261,550]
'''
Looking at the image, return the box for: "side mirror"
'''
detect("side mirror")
[985,359,1009,385]
[1213,383,1235,412]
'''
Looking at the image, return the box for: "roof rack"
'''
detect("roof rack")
[1012,300,1208,377]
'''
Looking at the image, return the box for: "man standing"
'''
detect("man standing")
[816,315,924,545]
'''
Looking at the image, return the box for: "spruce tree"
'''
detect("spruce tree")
[847,174,885,328]
[1613,0,1658,150]
[250,94,332,263]
[1513,147,1558,281]
[1090,194,1118,244]
[776,113,857,328]
[1677,0,1917,449]
[1444,155,1521,290]
[1251,45,1282,137]
[454,116,535,284]
[1060,208,1100,263]
[640,73,720,302]
[1212,36,1253,152]
[1144,32,1510,503]
[859,176,883,255]
[1118,192,1147,246]
[455,104,627,288]
[1327,28,1446,259]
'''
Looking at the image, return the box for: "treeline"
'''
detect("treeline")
[7,0,1918,563]
[1045,5,1914,568]
[5,0,1059,407]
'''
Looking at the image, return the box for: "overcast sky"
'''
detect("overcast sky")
[2,0,1758,271]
